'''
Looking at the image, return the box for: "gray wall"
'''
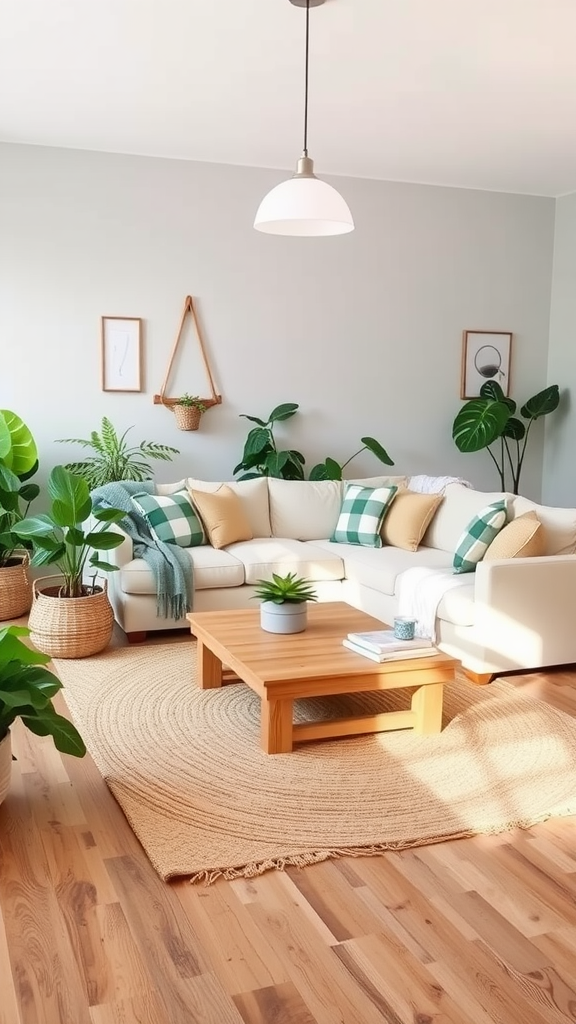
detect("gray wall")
[543,191,576,505]
[0,142,555,498]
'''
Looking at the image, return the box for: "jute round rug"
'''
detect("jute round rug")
[54,642,576,883]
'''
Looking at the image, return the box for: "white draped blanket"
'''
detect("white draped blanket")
[408,474,473,494]
[396,565,472,642]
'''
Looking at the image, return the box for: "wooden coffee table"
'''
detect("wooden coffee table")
[186,602,458,754]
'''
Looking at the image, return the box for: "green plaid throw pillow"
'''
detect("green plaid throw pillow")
[131,490,206,548]
[330,484,398,547]
[453,499,507,573]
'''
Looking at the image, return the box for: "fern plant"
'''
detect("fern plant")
[57,417,179,489]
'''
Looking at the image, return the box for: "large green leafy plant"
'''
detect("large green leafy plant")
[57,417,179,488]
[0,624,85,756]
[453,381,560,494]
[234,403,394,481]
[15,466,126,598]
[0,410,40,568]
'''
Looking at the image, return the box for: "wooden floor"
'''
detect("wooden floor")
[2,627,576,1024]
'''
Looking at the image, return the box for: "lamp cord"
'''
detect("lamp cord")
[303,0,310,156]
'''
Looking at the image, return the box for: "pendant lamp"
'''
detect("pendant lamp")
[254,0,354,236]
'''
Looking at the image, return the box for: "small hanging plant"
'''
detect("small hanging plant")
[173,394,207,432]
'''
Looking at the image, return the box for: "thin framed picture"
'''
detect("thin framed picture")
[101,316,142,392]
[461,330,512,399]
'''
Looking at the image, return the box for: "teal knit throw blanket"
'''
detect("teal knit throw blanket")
[91,481,193,621]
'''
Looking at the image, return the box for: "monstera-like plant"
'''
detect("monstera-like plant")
[0,410,40,620]
[453,381,560,494]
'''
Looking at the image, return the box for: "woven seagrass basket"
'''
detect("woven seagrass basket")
[28,576,114,659]
[174,404,202,431]
[0,554,32,621]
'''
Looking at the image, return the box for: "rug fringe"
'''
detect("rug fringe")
[185,807,576,886]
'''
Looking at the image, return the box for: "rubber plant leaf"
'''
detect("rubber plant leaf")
[452,399,511,453]
[520,385,560,420]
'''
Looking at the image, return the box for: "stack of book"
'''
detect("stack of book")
[342,629,434,663]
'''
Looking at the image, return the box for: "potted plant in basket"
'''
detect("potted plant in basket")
[14,465,126,659]
[0,410,40,620]
[0,624,86,804]
[253,572,317,634]
[173,394,207,432]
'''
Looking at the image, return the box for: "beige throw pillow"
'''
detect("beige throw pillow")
[381,489,443,552]
[484,511,544,560]
[188,485,253,549]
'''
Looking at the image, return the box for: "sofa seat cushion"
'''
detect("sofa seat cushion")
[120,546,245,595]
[313,540,453,596]
[226,538,345,584]
[436,583,476,626]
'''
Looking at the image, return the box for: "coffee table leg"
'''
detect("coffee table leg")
[261,698,293,754]
[412,683,444,734]
[198,641,222,689]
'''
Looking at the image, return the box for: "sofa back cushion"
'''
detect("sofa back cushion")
[187,477,271,537]
[422,484,511,553]
[268,479,344,540]
[510,496,576,555]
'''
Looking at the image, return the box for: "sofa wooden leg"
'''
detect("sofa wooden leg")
[126,631,147,644]
[463,669,494,686]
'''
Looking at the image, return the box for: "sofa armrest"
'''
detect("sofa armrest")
[474,555,576,669]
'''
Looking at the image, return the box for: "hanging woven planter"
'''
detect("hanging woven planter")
[173,402,203,432]
[28,576,114,659]
[0,553,32,621]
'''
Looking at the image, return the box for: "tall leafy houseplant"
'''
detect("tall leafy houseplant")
[15,466,126,598]
[57,417,179,488]
[0,625,85,803]
[0,410,40,568]
[234,402,395,481]
[453,381,560,494]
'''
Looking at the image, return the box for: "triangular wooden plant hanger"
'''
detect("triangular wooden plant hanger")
[153,295,222,410]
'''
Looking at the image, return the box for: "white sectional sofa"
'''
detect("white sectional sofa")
[105,474,576,680]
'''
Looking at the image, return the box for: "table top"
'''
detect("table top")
[187,602,457,689]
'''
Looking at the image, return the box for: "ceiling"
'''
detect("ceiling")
[1,0,576,197]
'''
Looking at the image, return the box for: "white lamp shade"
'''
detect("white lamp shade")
[254,175,354,236]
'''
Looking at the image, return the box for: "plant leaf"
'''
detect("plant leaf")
[361,437,394,467]
[309,463,329,481]
[85,530,124,550]
[243,428,272,459]
[520,384,560,420]
[22,711,86,757]
[239,414,267,427]
[502,416,526,441]
[0,410,38,475]
[263,451,289,478]
[268,403,299,423]
[48,466,92,526]
[452,400,511,453]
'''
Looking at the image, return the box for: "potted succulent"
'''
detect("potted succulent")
[253,572,318,634]
[14,465,126,658]
[0,624,86,804]
[173,394,207,432]
[0,410,40,620]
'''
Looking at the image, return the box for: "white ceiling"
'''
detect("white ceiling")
[2,0,576,197]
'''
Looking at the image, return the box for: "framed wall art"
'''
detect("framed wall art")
[101,316,142,392]
[460,330,512,399]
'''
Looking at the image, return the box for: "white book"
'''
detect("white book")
[342,638,435,663]
[346,629,433,655]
